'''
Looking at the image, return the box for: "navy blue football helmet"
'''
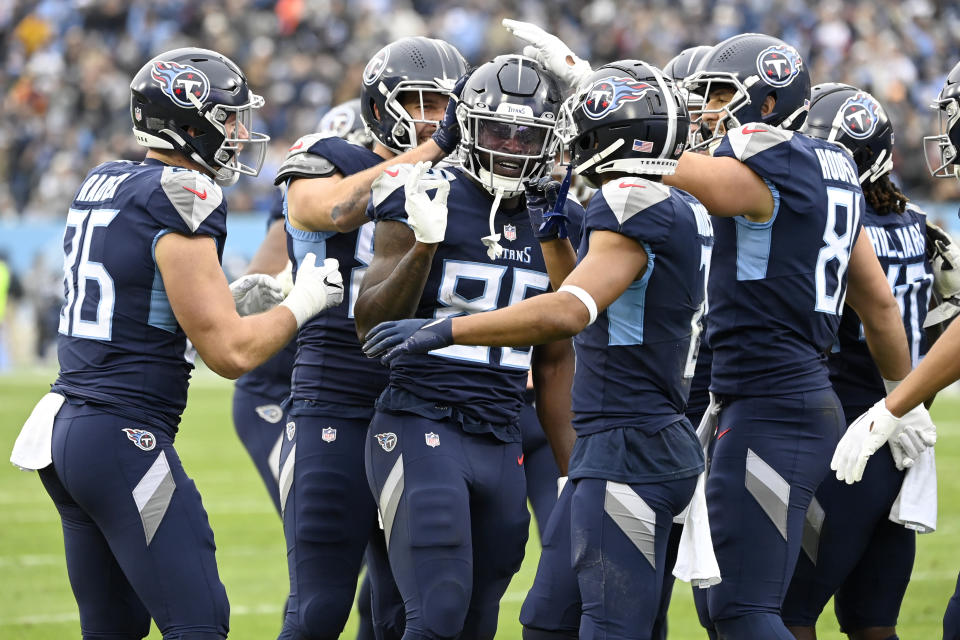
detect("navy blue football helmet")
[318,99,375,150]
[456,55,564,196]
[804,83,893,184]
[683,33,810,150]
[360,37,466,153]
[130,47,269,186]
[558,60,688,187]
[924,60,960,178]
[664,45,712,110]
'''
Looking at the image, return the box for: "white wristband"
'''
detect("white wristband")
[882,378,902,394]
[558,285,598,325]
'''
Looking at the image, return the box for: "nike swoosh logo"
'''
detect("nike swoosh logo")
[183,186,207,200]
[517,454,524,465]
[423,318,445,329]
[289,141,304,151]
[741,126,766,134]
[717,427,732,439]
[384,168,400,177]
[619,182,647,189]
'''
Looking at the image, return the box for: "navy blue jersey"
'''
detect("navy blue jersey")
[368,164,585,435]
[708,126,865,395]
[53,158,227,431]
[235,191,296,400]
[286,136,389,414]
[829,202,932,408]
[571,179,714,436]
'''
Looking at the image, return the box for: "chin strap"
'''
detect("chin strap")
[481,187,506,260]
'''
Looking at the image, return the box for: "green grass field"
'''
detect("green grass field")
[1,370,958,639]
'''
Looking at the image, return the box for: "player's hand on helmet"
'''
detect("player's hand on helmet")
[889,403,937,470]
[432,72,471,155]
[831,399,900,483]
[362,317,453,363]
[279,253,343,328]
[502,19,593,90]
[405,161,450,245]
[525,176,568,240]
[229,273,285,316]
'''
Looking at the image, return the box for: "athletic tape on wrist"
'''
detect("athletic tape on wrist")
[558,284,598,325]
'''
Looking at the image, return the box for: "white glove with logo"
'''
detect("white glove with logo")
[502,19,593,90]
[229,273,284,316]
[831,399,900,484]
[404,161,450,245]
[280,253,344,328]
[890,403,937,470]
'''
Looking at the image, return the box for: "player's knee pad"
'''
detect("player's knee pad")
[714,613,796,640]
[522,627,579,640]
[293,590,353,639]
[418,578,471,639]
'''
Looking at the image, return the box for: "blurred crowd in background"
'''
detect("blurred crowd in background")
[3,0,960,368]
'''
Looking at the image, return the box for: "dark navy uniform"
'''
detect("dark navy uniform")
[231,193,294,514]
[520,388,560,537]
[365,163,584,640]
[44,158,230,638]
[782,201,932,632]
[702,126,861,638]
[521,178,710,640]
[275,135,403,640]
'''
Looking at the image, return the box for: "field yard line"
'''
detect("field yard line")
[0,603,283,626]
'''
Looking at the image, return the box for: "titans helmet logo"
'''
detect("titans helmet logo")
[582,76,655,120]
[376,432,398,452]
[122,428,156,451]
[755,44,803,87]
[363,47,390,86]
[320,104,356,138]
[839,92,881,139]
[151,61,210,108]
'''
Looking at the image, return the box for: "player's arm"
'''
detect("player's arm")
[287,141,452,234]
[539,238,578,290]
[354,221,438,339]
[844,230,912,382]
[156,233,339,379]
[664,151,775,222]
[885,319,960,416]
[531,338,575,475]
[245,217,288,275]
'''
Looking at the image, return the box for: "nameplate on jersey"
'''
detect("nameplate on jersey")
[75,172,131,203]
[863,223,926,261]
[814,148,859,186]
[159,167,224,232]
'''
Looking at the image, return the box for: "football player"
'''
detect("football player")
[9,47,344,640]
[779,83,934,640]
[354,55,582,640]
[273,37,466,640]
[829,59,960,640]
[362,59,711,640]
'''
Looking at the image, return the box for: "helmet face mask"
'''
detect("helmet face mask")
[456,56,563,196]
[360,37,467,153]
[130,48,270,186]
[924,95,960,179]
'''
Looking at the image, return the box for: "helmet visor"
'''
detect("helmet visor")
[208,92,270,180]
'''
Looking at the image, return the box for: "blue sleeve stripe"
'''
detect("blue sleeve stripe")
[607,242,655,346]
[148,229,178,333]
[734,178,780,281]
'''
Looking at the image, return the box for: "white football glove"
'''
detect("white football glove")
[927,221,960,299]
[280,253,344,328]
[502,19,593,91]
[889,403,937,470]
[229,273,284,316]
[404,161,450,245]
[831,399,900,484]
[275,260,294,297]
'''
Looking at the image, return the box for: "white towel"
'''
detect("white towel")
[889,446,937,533]
[672,394,722,587]
[10,393,65,471]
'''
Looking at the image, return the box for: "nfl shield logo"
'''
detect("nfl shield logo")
[503,224,517,241]
[425,432,440,448]
[322,427,337,443]
[286,421,296,441]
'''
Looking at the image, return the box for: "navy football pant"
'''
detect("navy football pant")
[39,403,228,639]
[705,390,843,640]
[519,400,560,538]
[278,405,403,640]
[945,573,960,640]
[782,405,913,632]
[521,475,698,640]
[366,411,529,640]
[231,387,285,514]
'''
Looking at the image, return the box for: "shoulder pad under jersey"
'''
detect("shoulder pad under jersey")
[274,133,338,185]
